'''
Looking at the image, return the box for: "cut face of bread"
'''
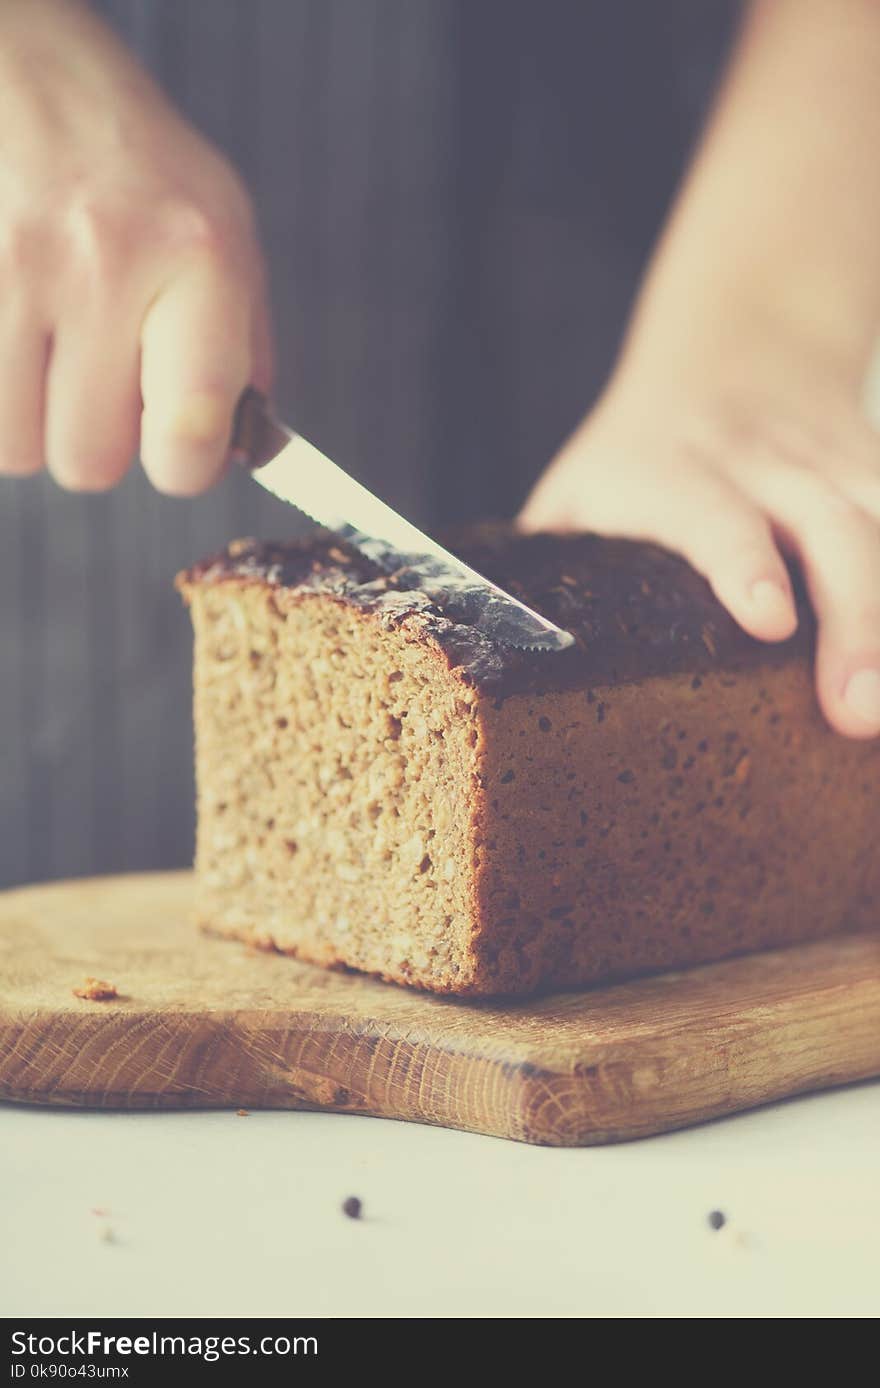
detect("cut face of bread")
[188,579,482,988]
[178,529,880,996]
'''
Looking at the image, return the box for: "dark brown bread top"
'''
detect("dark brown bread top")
[181,525,810,696]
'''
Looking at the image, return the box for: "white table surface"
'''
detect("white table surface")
[2,1082,878,1319]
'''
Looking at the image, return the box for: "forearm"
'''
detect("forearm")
[621,0,880,388]
[525,0,880,739]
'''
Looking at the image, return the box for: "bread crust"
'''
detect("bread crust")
[178,530,879,997]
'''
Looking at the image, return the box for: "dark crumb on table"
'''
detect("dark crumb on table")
[236,1109,250,1117]
[73,977,118,1002]
[707,1209,727,1231]
[342,1196,363,1220]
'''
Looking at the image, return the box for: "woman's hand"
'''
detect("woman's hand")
[0,0,272,495]
[524,0,880,739]
[521,342,880,740]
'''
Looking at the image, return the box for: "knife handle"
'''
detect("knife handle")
[230,388,287,470]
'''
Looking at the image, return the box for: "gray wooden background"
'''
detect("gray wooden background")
[0,0,736,887]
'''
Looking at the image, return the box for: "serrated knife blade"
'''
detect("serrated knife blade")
[231,389,575,653]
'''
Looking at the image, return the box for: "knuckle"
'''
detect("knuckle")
[716,409,822,477]
[156,198,234,263]
[760,459,860,530]
[716,534,776,574]
[803,475,862,524]
[211,158,257,231]
[63,199,127,278]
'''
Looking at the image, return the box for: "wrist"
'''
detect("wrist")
[617,268,877,406]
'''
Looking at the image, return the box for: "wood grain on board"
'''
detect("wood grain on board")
[1,871,878,1146]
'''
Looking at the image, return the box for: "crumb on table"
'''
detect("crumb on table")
[73,978,119,1002]
[342,1196,363,1220]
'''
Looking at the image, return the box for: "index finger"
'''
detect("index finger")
[139,256,253,495]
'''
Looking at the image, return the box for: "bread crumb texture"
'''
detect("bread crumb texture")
[179,534,880,997]
[186,580,482,992]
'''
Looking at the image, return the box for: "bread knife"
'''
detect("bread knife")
[231,388,575,653]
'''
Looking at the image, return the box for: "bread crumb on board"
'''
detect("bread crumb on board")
[73,977,119,1002]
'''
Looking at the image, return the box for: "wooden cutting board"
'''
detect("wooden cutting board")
[1,871,878,1146]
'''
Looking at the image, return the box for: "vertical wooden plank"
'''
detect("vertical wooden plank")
[0,479,37,885]
[32,481,95,881]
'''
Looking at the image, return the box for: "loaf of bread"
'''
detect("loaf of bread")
[177,526,880,996]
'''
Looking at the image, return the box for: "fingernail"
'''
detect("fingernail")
[843,669,880,727]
